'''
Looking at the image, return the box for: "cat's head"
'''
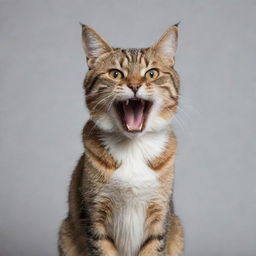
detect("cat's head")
[82,24,179,138]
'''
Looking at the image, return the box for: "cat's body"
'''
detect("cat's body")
[59,25,184,256]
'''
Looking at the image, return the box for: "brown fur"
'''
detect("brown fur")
[59,24,184,256]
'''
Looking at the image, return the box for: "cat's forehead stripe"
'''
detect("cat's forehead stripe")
[122,49,132,62]
[118,48,150,68]
[137,51,142,63]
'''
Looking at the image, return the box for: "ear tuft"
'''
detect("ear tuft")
[79,22,86,29]
[173,21,181,27]
[81,25,112,66]
[152,24,179,66]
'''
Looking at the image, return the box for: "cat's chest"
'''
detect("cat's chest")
[102,132,165,203]
[100,133,168,256]
[109,158,159,203]
[106,160,159,256]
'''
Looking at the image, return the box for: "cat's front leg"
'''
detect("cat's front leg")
[138,235,166,256]
[87,238,119,256]
[86,198,119,256]
[138,203,167,256]
[86,223,119,256]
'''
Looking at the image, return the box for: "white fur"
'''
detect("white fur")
[101,131,168,256]
[95,115,114,131]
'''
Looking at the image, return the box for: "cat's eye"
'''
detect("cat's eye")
[109,69,124,80]
[145,69,159,80]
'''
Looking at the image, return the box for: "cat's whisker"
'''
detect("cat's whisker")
[173,115,185,131]
[160,95,188,119]
[90,93,117,116]
[106,96,117,112]
[178,94,202,117]
[176,114,187,128]
[176,105,193,124]
[88,88,113,96]
[87,120,98,137]
[92,109,117,134]
[91,93,115,111]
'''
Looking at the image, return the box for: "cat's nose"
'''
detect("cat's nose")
[127,83,141,94]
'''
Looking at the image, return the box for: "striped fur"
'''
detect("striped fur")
[59,24,184,256]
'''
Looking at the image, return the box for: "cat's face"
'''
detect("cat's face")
[82,25,179,137]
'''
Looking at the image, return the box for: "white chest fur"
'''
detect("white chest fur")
[101,131,168,256]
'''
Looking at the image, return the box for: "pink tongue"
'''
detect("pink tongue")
[123,101,144,130]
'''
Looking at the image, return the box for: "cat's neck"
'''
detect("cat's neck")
[85,120,171,163]
[104,130,168,159]
[83,119,176,172]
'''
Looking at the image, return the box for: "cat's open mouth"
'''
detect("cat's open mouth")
[115,98,153,132]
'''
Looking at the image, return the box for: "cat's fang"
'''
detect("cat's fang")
[126,122,143,131]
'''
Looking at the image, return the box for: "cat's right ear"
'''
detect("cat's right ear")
[80,24,113,68]
[152,24,179,66]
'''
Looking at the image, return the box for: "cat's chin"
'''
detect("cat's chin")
[114,98,153,133]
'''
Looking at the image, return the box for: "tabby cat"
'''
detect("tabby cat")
[58,24,184,256]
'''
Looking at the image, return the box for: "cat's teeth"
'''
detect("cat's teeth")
[126,122,143,131]
[125,100,129,106]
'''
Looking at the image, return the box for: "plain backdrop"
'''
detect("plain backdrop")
[1,0,256,255]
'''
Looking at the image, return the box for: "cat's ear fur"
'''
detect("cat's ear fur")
[152,23,179,66]
[81,24,113,67]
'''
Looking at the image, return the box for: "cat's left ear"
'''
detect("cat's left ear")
[152,24,179,66]
[81,24,113,67]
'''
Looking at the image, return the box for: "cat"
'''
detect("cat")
[58,23,184,256]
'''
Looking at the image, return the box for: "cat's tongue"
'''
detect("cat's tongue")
[122,99,144,131]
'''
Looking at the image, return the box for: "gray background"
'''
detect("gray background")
[0,0,255,255]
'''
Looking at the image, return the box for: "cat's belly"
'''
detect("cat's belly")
[105,164,160,256]
[111,191,146,256]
